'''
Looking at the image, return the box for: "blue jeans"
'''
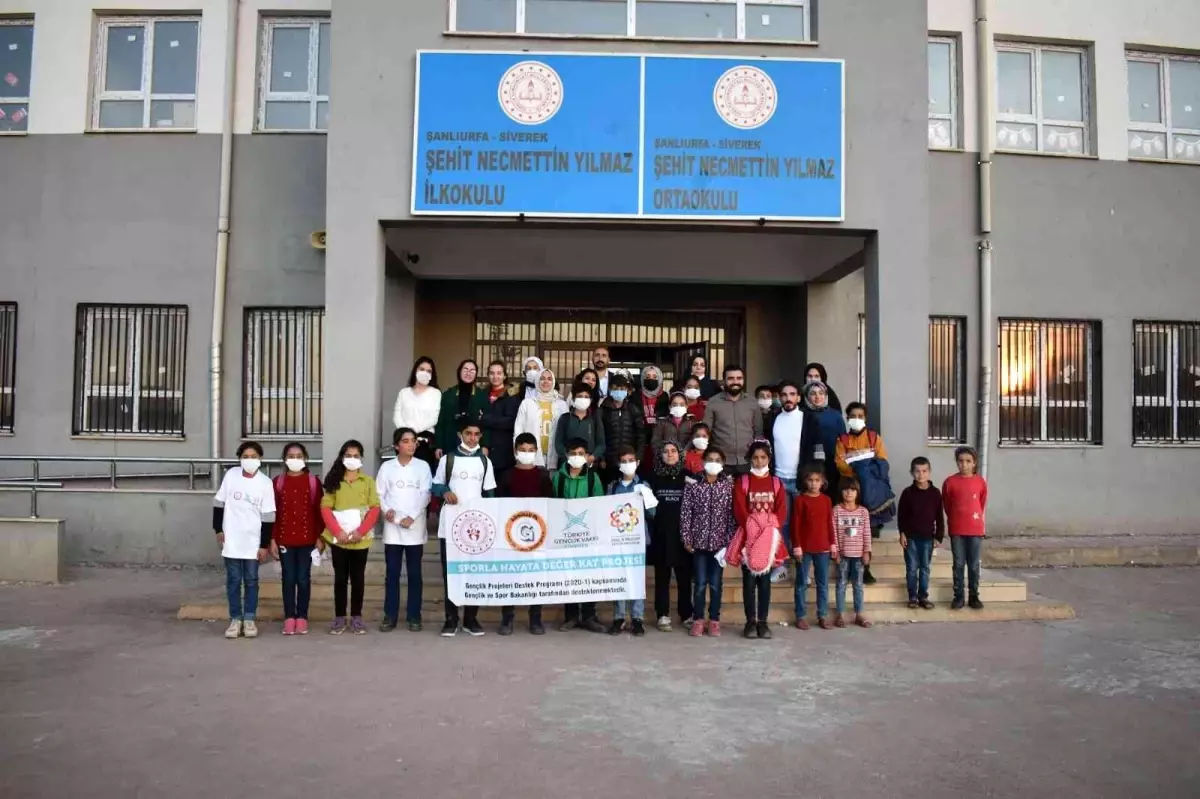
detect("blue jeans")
[779,477,799,541]
[225,557,259,621]
[613,598,645,621]
[692,551,723,621]
[904,538,934,601]
[795,551,831,620]
[384,544,424,623]
[951,535,983,600]
[836,557,865,615]
[278,545,313,619]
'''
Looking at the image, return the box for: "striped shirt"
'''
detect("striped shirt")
[833,504,872,559]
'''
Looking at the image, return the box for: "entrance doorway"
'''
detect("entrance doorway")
[473,307,744,393]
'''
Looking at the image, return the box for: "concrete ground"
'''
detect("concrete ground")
[1,567,1198,799]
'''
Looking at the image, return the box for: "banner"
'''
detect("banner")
[441,494,648,606]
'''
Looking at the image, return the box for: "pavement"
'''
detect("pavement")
[1,566,1198,799]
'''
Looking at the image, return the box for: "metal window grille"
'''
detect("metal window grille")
[0,20,34,133]
[998,318,1100,445]
[1133,321,1199,444]
[73,305,188,436]
[258,18,331,132]
[928,316,966,443]
[0,303,16,432]
[244,308,325,437]
[928,36,958,149]
[92,17,201,131]
[1126,51,1200,163]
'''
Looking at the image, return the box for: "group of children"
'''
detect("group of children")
[214,415,989,641]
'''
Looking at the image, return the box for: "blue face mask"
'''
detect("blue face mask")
[610,389,628,402]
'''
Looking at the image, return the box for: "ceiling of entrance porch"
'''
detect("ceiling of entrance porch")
[384,225,865,285]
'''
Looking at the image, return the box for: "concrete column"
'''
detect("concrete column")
[805,271,864,402]
[380,271,417,446]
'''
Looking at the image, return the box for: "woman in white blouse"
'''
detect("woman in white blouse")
[514,368,569,468]
[392,357,441,468]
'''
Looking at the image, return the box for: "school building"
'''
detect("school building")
[1,0,1198,550]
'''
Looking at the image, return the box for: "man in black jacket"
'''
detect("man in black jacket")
[481,360,522,485]
[598,373,644,487]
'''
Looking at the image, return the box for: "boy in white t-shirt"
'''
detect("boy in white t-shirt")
[212,441,276,640]
[377,427,433,633]
[432,419,497,638]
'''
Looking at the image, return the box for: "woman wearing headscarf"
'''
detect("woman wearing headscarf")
[521,355,545,401]
[434,359,489,459]
[803,362,843,412]
[803,379,847,501]
[514,368,569,468]
[647,441,693,631]
[638,364,668,476]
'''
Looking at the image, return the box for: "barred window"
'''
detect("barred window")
[928,316,966,443]
[73,305,188,436]
[0,303,16,432]
[998,319,1100,444]
[1133,321,1199,444]
[244,308,325,437]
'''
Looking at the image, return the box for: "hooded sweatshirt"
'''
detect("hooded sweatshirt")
[551,463,605,499]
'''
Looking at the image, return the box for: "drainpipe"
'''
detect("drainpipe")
[209,0,240,486]
[975,0,994,479]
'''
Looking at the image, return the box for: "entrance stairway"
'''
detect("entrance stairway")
[178,533,1074,626]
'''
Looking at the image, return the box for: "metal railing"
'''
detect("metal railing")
[0,456,324,518]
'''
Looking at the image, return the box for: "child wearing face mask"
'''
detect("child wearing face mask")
[680,448,736,638]
[598,373,645,488]
[376,428,433,633]
[497,433,553,635]
[554,381,606,469]
[834,402,895,584]
[606,446,656,636]
[682,376,707,419]
[320,440,381,636]
[553,439,608,633]
[683,422,711,481]
[270,442,324,636]
[651,391,696,453]
[727,440,789,639]
[213,441,276,640]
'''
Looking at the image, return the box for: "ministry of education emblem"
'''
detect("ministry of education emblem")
[498,61,564,125]
[713,65,778,130]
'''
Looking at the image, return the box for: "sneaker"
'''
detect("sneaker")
[296,619,309,635]
[863,567,877,585]
[756,621,772,639]
[907,599,919,609]
[656,616,673,633]
[530,620,546,635]
[951,597,965,610]
[498,619,514,636]
[796,618,811,631]
[581,617,607,634]
[919,600,935,610]
[608,619,625,636]
[743,622,757,639]
[282,618,297,636]
[708,621,721,637]
[329,617,347,635]
[350,617,367,635]
[631,619,645,637]
[407,619,422,632]
[558,618,580,632]
[968,596,984,610]
[689,619,706,637]
[242,620,259,638]
[680,615,695,629]
[224,620,242,639]
[440,619,458,637]
[463,618,485,636]
[379,616,397,633]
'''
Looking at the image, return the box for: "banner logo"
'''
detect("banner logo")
[563,508,589,532]
[713,65,777,130]
[451,509,497,555]
[608,502,640,534]
[498,61,564,125]
[505,510,548,552]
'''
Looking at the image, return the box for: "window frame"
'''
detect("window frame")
[0,302,16,433]
[1126,50,1200,164]
[0,19,34,134]
[91,15,202,132]
[995,42,1091,156]
[243,307,325,438]
[448,0,811,42]
[1132,321,1199,445]
[997,318,1100,446]
[927,35,959,150]
[256,17,331,133]
[928,316,967,444]
[74,304,189,437]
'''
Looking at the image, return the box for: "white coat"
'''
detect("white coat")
[514,395,568,469]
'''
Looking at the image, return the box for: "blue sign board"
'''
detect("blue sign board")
[412,51,844,221]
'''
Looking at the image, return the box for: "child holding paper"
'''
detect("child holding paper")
[680,447,736,638]
[320,440,381,636]
[606,445,656,636]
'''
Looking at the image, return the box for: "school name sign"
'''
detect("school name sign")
[441,495,648,606]
[412,51,845,221]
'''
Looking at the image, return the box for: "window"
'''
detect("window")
[0,20,33,133]
[258,18,330,132]
[0,303,15,432]
[450,0,811,41]
[928,317,966,443]
[1133,321,1199,444]
[92,17,200,130]
[995,43,1089,155]
[998,319,1100,444]
[928,36,958,149]
[73,305,188,436]
[1126,52,1200,162]
[244,308,325,437]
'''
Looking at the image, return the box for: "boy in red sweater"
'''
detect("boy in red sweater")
[791,465,836,630]
[497,433,553,635]
[942,446,988,610]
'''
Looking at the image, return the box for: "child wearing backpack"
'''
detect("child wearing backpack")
[727,440,789,639]
[834,402,894,584]
[606,445,657,637]
[270,442,324,636]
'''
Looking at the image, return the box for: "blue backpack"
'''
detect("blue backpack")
[839,432,896,528]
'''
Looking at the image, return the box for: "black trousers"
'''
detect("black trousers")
[742,567,771,623]
[440,544,478,625]
[654,558,695,621]
[562,603,598,621]
[331,545,369,618]
[502,605,543,623]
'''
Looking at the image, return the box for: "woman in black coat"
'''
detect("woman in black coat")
[804,362,843,412]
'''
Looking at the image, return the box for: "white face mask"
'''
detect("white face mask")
[692,437,709,451]
[703,461,723,476]
[415,369,432,385]
[751,465,770,477]
[573,397,591,411]
[669,405,687,418]
[618,461,638,477]
[285,458,306,473]
[757,398,773,411]
[240,458,261,474]
[342,457,362,471]
[847,418,867,433]
[515,451,537,466]
[684,388,701,401]
[567,455,587,469]
[460,442,480,454]
[526,369,541,384]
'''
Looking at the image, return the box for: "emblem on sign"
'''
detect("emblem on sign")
[713,65,778,130]
[451,509,498,555]
[497,61,564,125]
[505,510,548,552]
[608,502,640,534]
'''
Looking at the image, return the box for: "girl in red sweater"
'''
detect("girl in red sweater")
[942,446,988,610]
[271,442,325,636]
[791,465,836,630]
[727,440,789,639]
